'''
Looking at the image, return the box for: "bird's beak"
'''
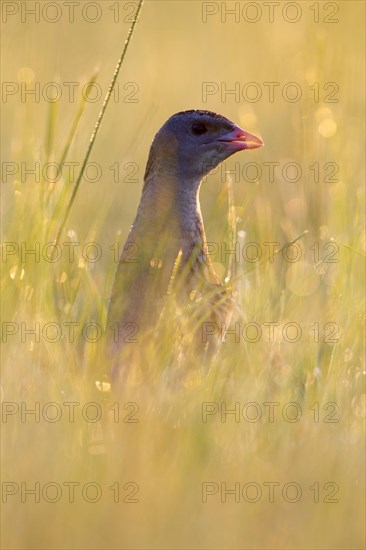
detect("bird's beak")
[218,126,264,150]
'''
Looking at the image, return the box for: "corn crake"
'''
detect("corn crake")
[105,110,263,385]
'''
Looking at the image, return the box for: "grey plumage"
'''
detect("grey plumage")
[106,110,263,383]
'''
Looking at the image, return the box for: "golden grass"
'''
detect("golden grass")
[1,1,365,548]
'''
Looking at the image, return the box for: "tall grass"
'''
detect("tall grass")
[1,1,365,549]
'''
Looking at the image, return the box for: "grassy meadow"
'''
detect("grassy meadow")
[1,1,365,548]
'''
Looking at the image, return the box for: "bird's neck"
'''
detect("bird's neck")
[133,170,208,263]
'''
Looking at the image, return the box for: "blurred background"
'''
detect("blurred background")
[1,1,365,548]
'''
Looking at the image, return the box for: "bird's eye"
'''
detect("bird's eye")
[191,122,207,135]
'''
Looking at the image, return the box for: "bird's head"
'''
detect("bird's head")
[146,110,263,182]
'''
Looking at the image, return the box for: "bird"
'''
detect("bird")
[105,110,263,385]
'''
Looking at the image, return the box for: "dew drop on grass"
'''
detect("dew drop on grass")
[150,257,163,269]
[22,285,34,301]
[59,272,67,283]
[189,290,202,302]
[318,118,337,138]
